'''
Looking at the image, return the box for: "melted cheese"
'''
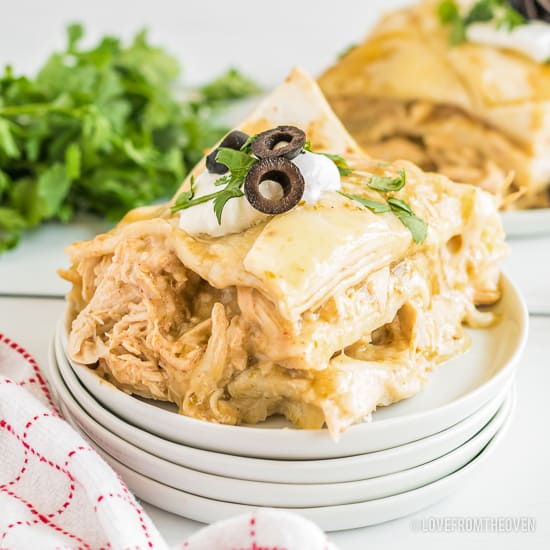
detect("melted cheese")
[244,193,410,321]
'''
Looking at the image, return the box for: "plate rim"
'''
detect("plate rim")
[56,385,513,507]
[501,207,550,238]
[49,335,514,483]
[60,273,527,429]
[61,391,516,531]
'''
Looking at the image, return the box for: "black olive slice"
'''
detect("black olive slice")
[251,125,306,160]
[206,130,250,174]
[510,0,550,22]
[244,157,305,214]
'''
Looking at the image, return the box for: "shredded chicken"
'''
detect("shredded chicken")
[325,97,535,209]
[317,0,550,210]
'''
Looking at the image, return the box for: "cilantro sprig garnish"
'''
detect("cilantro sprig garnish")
[171,147,258,223]
[367,169,407,192]
[173,134,427,243]
[339,169,428,244]
[338,194,391,213]
[387,197,428,244]
[438,0,525,46]
[172,135,356,223]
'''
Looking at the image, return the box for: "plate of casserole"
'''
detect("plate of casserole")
[59,68,527,459]
[318,0,550,236]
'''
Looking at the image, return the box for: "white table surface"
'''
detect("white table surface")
[1,0,549,547]
[0,291,549,549]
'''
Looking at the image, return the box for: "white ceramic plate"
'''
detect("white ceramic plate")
[502,208,550,238]
[60,394,515,532]
[49,335,513,484]
[57,386,513,507]
[59,274,527,459]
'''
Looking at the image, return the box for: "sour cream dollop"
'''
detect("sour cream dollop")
[466,21,550,63]
[179,150,341,237]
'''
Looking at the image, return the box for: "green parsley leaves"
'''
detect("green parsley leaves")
[171,147,258,223]
[321,153,353,176]
[211,149,258,223]
[339,170,428,244]
[339,194,390,213]
[172,175,198,211]
[438,0,525,46]
[215,148,258,182]
[0,24,259,253]
[387,197,428,244]
[367,169,406,192]
[438,0,468,45]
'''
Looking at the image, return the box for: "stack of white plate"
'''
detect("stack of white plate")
[45,274,527,531]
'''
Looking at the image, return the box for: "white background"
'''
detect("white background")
[0,0,411,87]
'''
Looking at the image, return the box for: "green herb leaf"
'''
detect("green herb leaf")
[464,0,494,25]
[339,192,391,213]
[171,175,196,213]
[240,134,256,154]
[437,0,525,46]
[172,147,259,223]
[387,197,414,215]
[338,43,357,60]
[0,118,20,158]
[449,18,468,46]
[213,187,244,224]
[0,171,10,201]
[438,0,467,45]
[65,143,81,180]
[67,23,84,51]
[339,191,428,244]
[215,147,258,177]
[437,0,460,23]
[320,152,353,176]
[34,163,72,221]
[210,148,258,222]
[0,207,26,252]
[199,68,261,103]
[496,4,525,30]
[368,169,406,193]
[388,198,428,244]
[302,142,353,176]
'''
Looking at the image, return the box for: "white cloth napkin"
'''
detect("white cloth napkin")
[0,334,338,550]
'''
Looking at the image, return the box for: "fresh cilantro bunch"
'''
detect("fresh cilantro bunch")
[0,24,259,253]
[438,0,525,45]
